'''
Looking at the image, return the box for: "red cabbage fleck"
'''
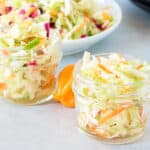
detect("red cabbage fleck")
[44,22,50,38]
[29,10,38,18]
[92,18,106,30]
[50,22,56,28]
[81,34,87,38]
[20,9,26,15]
[28,61,37,66]
[6,6,12,14]
[59,29,63,34]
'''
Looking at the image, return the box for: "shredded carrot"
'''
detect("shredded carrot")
[23,37,34,43]
[99,108,125,124]
[24,37,44,46]
[50,10,59,16]
[2,50,9,56]
[39,37,46,46]
[99,109,110,115]
[138,106,144,123]
[98,64,112,74]
[50,10,65,17]
[8,73,16,80]
[0,83,7,91]
[137,64,144,70]
[49,74,55,86]
[54,64,75,108]
[86,124,107,138]
[73,17,88,33]
[118,102,133,107]
[121,61,128,65]
[94,71,107,83]
[0,0,6,15]
[99,105,132,125]
[120,86,134,94]
[96,131,107,138]
[139,106,143,118]
[102,11,112,21]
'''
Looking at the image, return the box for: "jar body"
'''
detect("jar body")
[0,48,62,105]
[73,89,147,144]
[0,4,63,105]
[72,54,149,144]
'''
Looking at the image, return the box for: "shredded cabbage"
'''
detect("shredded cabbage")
[48,0,114,40]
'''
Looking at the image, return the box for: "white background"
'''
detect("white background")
[0,0,150,150]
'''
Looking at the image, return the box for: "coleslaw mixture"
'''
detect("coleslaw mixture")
[0,0,114,40]
[73,52,150,141]
[47,0,114,40]
[0,4,62,104]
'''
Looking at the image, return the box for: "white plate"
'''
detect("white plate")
[62,0,122,55]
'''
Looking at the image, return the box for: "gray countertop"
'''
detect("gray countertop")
[0,0,150,150]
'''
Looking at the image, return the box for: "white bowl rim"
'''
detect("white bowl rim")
[62,0,122,44]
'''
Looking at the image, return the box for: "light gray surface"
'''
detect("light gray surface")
[0,1,150,150]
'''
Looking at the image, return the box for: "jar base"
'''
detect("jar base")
[78,127,144,144]
[0,83,56,105]
[0,94,53,105]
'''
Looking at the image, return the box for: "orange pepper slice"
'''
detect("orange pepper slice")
[54,64,75,108]
[59,87,75,108]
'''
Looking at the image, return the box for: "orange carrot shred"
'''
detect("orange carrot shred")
[98,64,112,74]
[102,11,111,21]
[50,10,65,17]
[86,124,107,138]
[0,83,7,91]
[0,0,6,15]
[137,64,144,70]
[2,50,9,56]
[99,105,132,125]
[73,17,88,33]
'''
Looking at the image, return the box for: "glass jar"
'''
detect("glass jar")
[0,43,62,105]
[72,53,150,144]
[0,3,63,105]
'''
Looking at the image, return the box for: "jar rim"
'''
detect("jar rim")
[0,48,61,68]
[72,81,148,104]
[72,80,150,105]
